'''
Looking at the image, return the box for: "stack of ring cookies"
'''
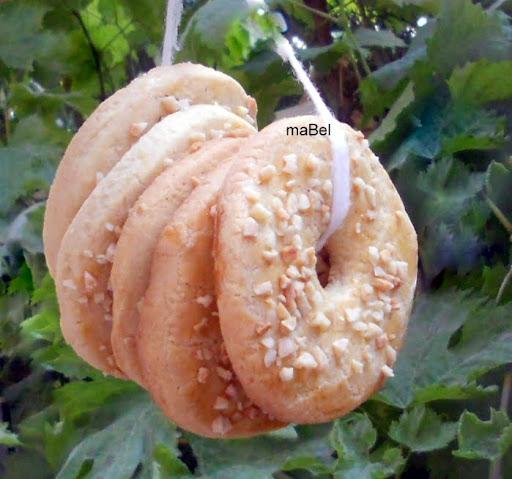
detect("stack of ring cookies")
[44,63,418,438]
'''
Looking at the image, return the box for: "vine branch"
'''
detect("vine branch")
[72,9,107,101]
[286,0,371,76]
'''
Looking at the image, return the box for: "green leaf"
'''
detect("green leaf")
[179,0,271,68]
[486,161,512,226]
[331,414,404,479]
[482,264,512,303]
[449,60,512,106]
[371,21,434,90]
[55,397,178,479]
[3,203,46,255]
[376,290,512,408]
[282,454,332,475]
[389,405,457,452]
[427,0,511,77]
[300,40,350,73]
[0,116,67,215]
[0,421,22,446]
[269,0,315,28]
[353,28,406,49]
[54,378,140,423]
[395,157,486,279]
[187,424,332,479]
[7,262,34,296]
[414,157,484,232]
[369,81,415,146]
[151,444,192,478]
[0,2,54,71]
[454,410,512,461]
[10,82,96,118]
[232,50,301,126]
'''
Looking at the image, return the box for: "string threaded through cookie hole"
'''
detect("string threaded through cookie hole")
[316,247,330,288]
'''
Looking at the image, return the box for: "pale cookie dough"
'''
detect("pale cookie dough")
[44,63,257,276]
[138,162,284,438]
[215,116,418,423]
[56,105,255,376]
[111,137,247,385]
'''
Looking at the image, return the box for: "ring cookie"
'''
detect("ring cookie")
[44,63,257,276]
[111,138,247,384]
[56,105,255,376]
[215,116,418,423]
[139,162,284,437]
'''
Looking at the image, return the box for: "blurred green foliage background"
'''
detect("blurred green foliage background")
[1,0,512,477]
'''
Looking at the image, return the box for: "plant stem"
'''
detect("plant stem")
[488,0,509,11]
[489,206,512,479]
[286,0,371,76]
[287,0,341,23]
[2,108,9,145]
[496,265,512,304]
[72,10,107,100]
[486,196,512,234]
[489,371,511,479]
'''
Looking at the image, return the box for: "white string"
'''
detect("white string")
[159,2,350,247]
[162,0,184,66]
[275,37,351,249]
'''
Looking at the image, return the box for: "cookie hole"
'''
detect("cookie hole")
[316,247,331,288]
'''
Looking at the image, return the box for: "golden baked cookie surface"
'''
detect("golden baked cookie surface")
[215,116,418,423]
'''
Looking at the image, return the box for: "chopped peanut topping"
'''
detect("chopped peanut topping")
[83,271,97,292]
[332,338,349,358]
[262,249,278,263]
[251,204,272,222]
[161,96,180,113]
[305,153,319,173]
[197,367,209,383]
[277,302,291,320]
[62,279,77,290]
[196,295,213,308]
[298,194,310,211]
[375,334,388,349]
[260,337,275,349]
[353,321,368,333]
[236,105,249,116]
[256,322,272,335]
[280,246,296,264]
[312,346,329,370]
[294,352,318,369]
[259,165,277,182]
[373,278,395,292]
[345,307,361,323]
[242,217,259,238]
[129,122,148,137]
[254,281,273,296]
[216,367,233,382]
[211,416,232,435]
[214,396,230,410]
[280,367,295,382]
[286,194,298,215]
[386,345,397,363]
[281,316,297,332]
[244,187,260,203]
[311,312,331,331]
[278,337,297,358]
[264,349,277,367]
[283,154,298,174]
[353,177,366,192]
[351,359,364,374]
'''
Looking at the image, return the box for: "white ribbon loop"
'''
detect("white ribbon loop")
[162,0,184,66]
[275,37,351,249]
